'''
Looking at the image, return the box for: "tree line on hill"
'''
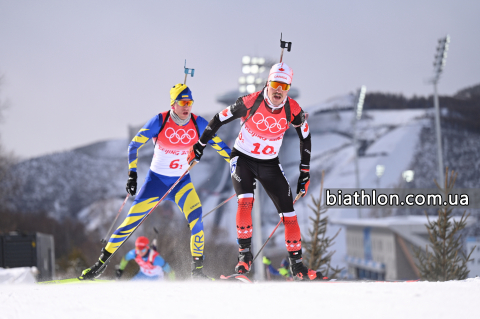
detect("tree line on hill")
[364,83,480,133]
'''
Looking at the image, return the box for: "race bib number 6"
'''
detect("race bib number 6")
[169,159,183,169]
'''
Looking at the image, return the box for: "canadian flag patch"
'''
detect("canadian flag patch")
[301,121,310,138]
[219,106,233,122]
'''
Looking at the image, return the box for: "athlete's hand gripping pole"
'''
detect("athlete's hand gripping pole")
[96,162,198,273]
[279,33,292,63]
[251,191,304,264]
[297,168,310,197]
[100,194,130,244]
[187,141,205,165]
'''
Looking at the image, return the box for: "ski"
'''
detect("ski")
[37,278,113,285]
[317,279,420,283]
[220,274,253,283]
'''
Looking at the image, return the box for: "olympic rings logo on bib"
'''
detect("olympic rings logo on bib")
[252,113,287,134]
[164,127,196,144]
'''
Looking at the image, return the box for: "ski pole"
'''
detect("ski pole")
[279,33,292,63]
[152,227,159,251]
[100,194,130,244]
[251,190,304,264]
[97,162,198,272]
[202,193,236,220]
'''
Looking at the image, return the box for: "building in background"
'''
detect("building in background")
[466,237,480,277]
[0,232,55,280]
[332,216,477,281]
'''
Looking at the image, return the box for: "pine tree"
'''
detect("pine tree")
[303,171,343,278]
[414,168,475,281]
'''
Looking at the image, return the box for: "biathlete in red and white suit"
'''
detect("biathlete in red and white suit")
[188,63,323,281]
[115,236,174,281]
[80,84,231,281]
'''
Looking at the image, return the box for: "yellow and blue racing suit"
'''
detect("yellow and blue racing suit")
[105,111,231,258]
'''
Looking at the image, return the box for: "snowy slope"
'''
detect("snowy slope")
[1,278,479,319]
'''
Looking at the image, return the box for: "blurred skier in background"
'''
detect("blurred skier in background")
[263,256,293,281]
[115,236,174,281]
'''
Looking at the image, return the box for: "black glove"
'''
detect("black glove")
[296,169,310,197]
[126,171,137,196]
[115,267,123,279]
[187,141,206,165]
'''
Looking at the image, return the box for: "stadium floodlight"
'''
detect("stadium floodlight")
[402,170,414,183]
[238,55,274,94]
[376,165,385,188]
[356,86,367,120]
[433,36,450,83]
[376,165,385,178]
[353,85,367,218]
[430,35,450,187]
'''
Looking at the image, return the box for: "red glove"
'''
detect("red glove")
[187,141,205,165]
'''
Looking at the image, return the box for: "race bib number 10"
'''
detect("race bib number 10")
[251,143,276,155]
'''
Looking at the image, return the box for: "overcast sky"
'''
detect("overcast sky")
[1,0,479,160]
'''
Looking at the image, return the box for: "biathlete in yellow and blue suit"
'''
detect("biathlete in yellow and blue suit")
[80,83,231,280]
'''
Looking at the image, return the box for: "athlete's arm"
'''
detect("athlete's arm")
[198,97,249,145]
[153,255,171,273]
[128,114,163,173]
[291,108,311,196]
[118,249,136,271]
[196,116,232,163]
[291,109,311,169]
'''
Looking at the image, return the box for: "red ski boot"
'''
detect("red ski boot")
[288,251,324,281]
[235,247,253,274]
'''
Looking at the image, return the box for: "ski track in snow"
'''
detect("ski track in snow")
[1,279,480,319]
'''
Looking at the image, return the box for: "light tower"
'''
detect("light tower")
[431,35,450,186]
[353,85,367,218]
[239,56,269,94]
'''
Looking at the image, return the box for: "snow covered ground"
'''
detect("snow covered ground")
[1,278,479,319]
[0,267,37,284]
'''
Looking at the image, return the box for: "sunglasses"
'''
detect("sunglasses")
[269,81,291,91]
[136,247,148,254]
[176,100,194,107]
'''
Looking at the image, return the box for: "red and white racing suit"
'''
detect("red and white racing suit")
[198,89,311,253]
